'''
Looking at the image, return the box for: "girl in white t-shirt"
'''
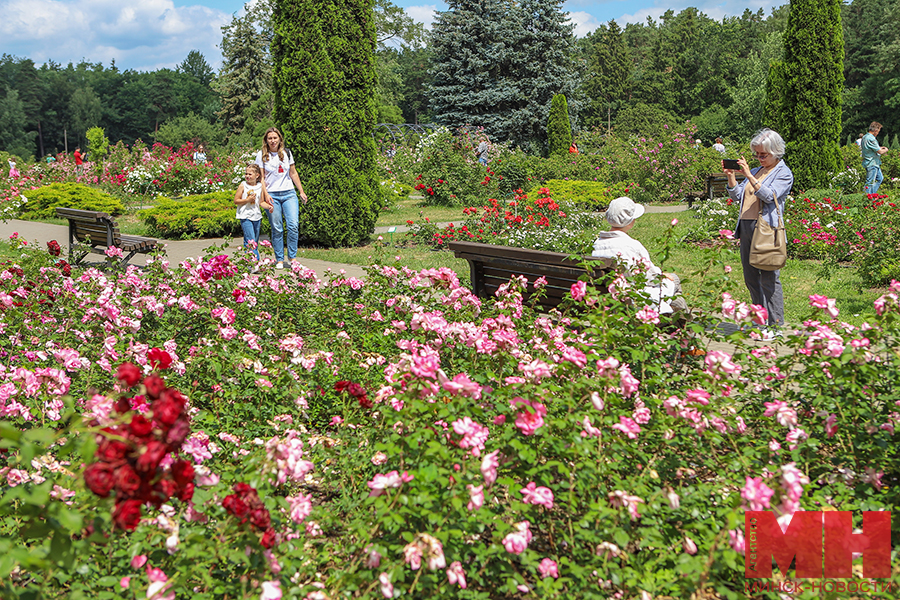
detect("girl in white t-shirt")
[234,164,272,262]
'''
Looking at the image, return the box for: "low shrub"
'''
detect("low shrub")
[413,127,501,206]
[683,195,740,242]
[140,191,245,239]
[528,179,614,210]
[379,179,411,209]
[18,182,125,220]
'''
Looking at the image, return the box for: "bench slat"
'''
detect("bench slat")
[55,208,158,266]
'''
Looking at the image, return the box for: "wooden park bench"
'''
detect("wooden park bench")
[685,172,745,208]
[448,240,613,312]
[55,207,159,266]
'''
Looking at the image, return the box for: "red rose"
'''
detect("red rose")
[96,438,129,463]
[136,440,167,473]
[148,348,172,370]
[334,381,351,393]
[170,460,195,487]
[128,414,153,439]
[114,463,142,497]
[234,482,254,495]
[116,362,142,387]
[177,482,194,502]
[250,508,271,530]
[112,499,143,531]
[158,478,178,500]
[223,494,250,521]
[153,397,182,427]
[84,462,116,497]
[358,395,373,409]
[114,397,131,414]
[260,528,277,549]
[346,383,365,397]
[144,375,166,399]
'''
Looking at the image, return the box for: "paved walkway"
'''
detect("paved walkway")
[0,204,693,281]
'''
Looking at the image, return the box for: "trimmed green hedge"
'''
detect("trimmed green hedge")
[140,191,248,239]
[19,183,125,220]
[528,179,613,210]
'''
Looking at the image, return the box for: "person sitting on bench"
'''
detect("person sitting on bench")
[591,197,687,314]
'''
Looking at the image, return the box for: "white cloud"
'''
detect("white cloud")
[566,10,604,37]
[0,0,230,71]
[405,4,439,29]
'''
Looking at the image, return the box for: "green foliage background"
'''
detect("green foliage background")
[272,0,380,247]
[140,192,244,239]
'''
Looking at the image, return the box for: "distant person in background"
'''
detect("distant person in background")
[856,133,864,147]
[713,137,726,154]
[569,142,579,154]
[475,135,491,166]
[193,144,207,164]
[7,157,19,179]
[74,147,84,178]
[45,154,56,164]
[861,121,889,195]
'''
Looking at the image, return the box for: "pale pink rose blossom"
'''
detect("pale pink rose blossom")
[511,397,546,436]
[447,561,467,588]
[538,557,559,578]
[467,484,484,511]
[519,482,554,509]
[452,417,489,456]
[367,470,414,496]
[741,477,775,511]
[286,493,313,524]
[683,536,698,555]
[609,490,644,520]
[570,280,587,301]
[260,581,282,600]
[636,307,660,324]
[481,450,500,487]
[379,573,393,598]
[667,489,680,509]
[502,521,532,554]
[611,416,641,439]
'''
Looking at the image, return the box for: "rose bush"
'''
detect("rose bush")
[0,229,898,599]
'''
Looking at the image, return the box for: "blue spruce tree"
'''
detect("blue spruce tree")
[428,0,579,152]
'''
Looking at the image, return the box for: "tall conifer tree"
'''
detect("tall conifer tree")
[272,0,379,247]
[428,0,578,151]
[766,0,843,189]
[583,20,630,130]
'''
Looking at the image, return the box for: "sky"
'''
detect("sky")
[0,0,787,73]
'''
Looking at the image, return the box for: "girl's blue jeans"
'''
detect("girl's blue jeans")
[267,189,300,261]
[239,218,261,260]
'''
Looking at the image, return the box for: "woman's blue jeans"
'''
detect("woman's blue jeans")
[267,189,300,261]
[239,218,261,260]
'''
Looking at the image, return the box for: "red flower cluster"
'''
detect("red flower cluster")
[222,483,277,548]
[56,260,71,277]
[83,360,194,531]
[335,380,371,408]
[46,240,61,257]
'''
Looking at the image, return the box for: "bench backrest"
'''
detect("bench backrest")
[707,172,745,199]
[449,240,613,310]
[56,208,121,247]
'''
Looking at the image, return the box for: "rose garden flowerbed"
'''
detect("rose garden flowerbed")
[0,232,898,599]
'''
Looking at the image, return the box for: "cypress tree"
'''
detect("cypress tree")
[272,0,380,247]
[547,94,572,156]
[767,0,844,189]
[583,20,630,130]
[428,0,578,151]
[217,7,272,135]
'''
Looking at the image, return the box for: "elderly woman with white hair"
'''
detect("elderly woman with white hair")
[724,128,794,332]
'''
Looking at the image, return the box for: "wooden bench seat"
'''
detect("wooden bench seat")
[448,241,613,312]
[55,207,158,266]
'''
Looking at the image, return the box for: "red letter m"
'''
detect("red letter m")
[746,511,822,578]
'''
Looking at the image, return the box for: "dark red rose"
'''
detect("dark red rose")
[346,383,365,397]
[177,482,194,502]
[148,348,172,370]
[170,460,194,487]
[116,362,142,387]
[114,397,131,414]
[96,438,129,463]
[358,394,373,409]
[153,397,182,427]
[136,440,167,473]
[47,240,61,256]
[334,381,351,393]
[112,499,143,531]
[249,508,271,530]
[129,414,153,438]
[56,260,71,277]
[165,418,191,449]
[114,463,142,497]
[158,478,178,500]
[222,494,250,521]
[144,375,165,399]
[233,482,254,495]
[84,462,116,497]
[260,528,277,549]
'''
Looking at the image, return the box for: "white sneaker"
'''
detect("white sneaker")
[251,265,259,274]
[276,262,284,270]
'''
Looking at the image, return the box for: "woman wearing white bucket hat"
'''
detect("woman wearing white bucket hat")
[592,197,686,313]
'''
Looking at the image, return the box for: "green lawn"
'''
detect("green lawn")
[376,197,467,226]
